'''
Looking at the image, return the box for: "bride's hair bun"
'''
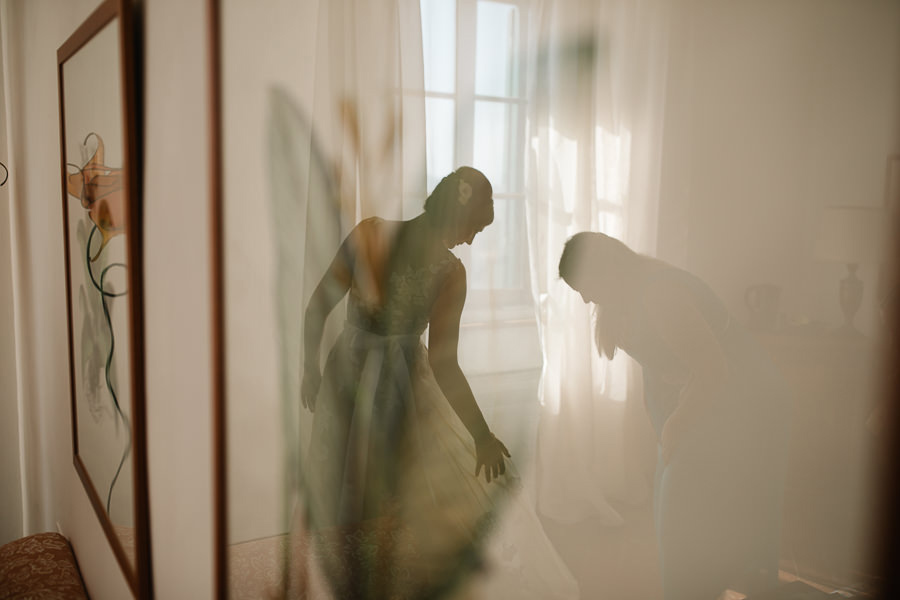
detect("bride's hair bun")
[424,167,492,230]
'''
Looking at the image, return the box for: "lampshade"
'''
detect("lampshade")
[814,206,885,264]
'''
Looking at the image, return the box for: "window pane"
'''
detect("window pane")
[425,97,456,193]
[595,126,631,206]
[468,198,523,290]
[596,210,624,240]
[475,1,519,98]
[473,100,521,194]
[421,0,456,93]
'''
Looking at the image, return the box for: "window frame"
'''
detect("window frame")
[420,0,534,320]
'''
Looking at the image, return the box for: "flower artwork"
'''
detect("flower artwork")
[65,131,131,516]
[58,3,149,593]
[66,133,126,261]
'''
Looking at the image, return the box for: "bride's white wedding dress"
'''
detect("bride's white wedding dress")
[300,218,579,600]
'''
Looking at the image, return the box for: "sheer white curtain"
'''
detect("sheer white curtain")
[526,0,671,524]
[306,0,427,224]
[285,0,427,446]
[270,1,427,594]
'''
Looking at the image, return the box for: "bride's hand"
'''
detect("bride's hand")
[301,369,321,412]
[475,433,511,483]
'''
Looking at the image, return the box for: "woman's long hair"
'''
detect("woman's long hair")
[558,232,653,359]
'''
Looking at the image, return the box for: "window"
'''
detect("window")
[420,0,531,317]
[592,125,629,240]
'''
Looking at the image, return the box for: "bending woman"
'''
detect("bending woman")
[559,232,789,600]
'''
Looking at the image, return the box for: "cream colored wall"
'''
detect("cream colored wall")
[655,2,900,574]
[142,0,215,596]
[220,0,319,545]
[659,0,900,334]
[0,5,22,547]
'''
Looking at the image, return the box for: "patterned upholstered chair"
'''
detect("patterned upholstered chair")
[0,532,89,599]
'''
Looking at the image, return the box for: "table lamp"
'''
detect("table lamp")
[814,206,885,333]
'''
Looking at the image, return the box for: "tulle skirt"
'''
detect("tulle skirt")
[300,322,579,600]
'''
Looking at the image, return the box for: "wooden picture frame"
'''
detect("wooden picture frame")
[57,1,151,597]
[206,0,227,596]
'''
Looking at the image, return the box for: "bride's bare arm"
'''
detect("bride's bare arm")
[301,233,355,411]
[429,263,510,482]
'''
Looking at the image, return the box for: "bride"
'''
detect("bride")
[299,167,578,599]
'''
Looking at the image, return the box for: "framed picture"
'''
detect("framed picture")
[57,1,151,596]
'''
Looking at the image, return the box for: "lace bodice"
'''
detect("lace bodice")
[346,252,462,336]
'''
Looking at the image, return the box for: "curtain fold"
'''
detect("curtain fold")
[526,0,671,524]
[309,0,426,227]
[275,0,428,594]
[289,0,427,455]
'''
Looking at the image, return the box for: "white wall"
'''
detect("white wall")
[655,2,900,576]
[659,0,900,333]
[0,3,22,547]
[142,0,215,596]
[220,0,319,545]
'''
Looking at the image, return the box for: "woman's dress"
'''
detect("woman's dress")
[620,266,790,600]
[302,220,579,600]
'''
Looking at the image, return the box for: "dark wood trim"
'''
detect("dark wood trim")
[118,0,153,598]
[874,180,900,599]
[58,10,79,469]
[56,0,117,64]
[206,0,227,597]
[58,0,152,597]
[73,456,137,591]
